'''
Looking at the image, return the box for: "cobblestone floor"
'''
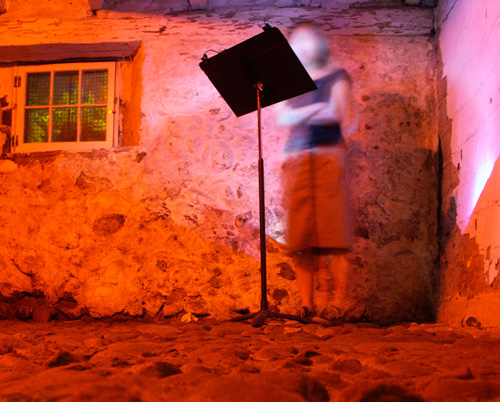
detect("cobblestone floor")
[1,318,500,401]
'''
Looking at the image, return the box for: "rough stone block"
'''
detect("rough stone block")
[188,0,207,9]
[32,305,52,322]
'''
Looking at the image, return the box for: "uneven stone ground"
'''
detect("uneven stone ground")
[1,318,500,401]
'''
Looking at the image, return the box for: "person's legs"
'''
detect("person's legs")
[294,249,335,326]
[294,248,317,309]
[315,252,336,315]
[331,251,353,314]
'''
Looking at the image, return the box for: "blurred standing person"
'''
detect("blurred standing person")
[275,22,353,325]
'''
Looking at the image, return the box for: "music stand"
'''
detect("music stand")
[199,24,317,327]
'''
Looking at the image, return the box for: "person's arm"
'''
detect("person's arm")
[275,78,351,128]
[307,79,351,126]
[275,101,328,127]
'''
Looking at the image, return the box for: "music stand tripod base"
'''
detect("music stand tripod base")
[231,309,310,327]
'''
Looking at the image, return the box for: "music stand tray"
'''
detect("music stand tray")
[200,24,317,327]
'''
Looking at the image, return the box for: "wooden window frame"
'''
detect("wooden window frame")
[13,61,117,153]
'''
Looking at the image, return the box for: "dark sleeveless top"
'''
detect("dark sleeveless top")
[285,69,351,152]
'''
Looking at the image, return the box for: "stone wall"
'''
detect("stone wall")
[436,0,500,327]
[0,1,438,323]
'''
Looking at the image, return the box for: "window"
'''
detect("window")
[13,62,116,152]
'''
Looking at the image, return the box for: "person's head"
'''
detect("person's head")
[289,22,330,70]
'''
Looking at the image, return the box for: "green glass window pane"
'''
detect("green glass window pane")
[24,108,49,143]
[52,107,77,142]
[82,70,108,104]
[26,73,50,106]
[53,71,79,105]
[81,107,106,141]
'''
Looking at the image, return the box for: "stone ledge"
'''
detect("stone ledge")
[438,293,500,329]
[0,7,434,37]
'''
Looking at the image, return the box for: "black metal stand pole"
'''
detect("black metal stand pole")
[257,82,268,312]
[231,83,309,327]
